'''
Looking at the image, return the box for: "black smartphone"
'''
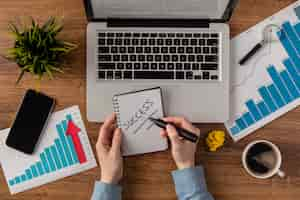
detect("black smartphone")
[6,89,55,154]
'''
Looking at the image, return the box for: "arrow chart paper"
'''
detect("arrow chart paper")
[0,106,97,194]
[225,1,300,141]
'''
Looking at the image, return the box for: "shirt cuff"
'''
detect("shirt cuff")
[91,181,122,200]
[171,166,208,196]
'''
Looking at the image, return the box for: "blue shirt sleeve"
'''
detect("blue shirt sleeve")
[90,181,122,200]
[172,166,214,200]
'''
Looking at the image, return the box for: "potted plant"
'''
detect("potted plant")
[6,17,77,84]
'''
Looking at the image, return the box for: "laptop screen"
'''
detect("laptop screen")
[90,0,230,20]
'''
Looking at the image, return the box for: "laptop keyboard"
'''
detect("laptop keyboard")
[97,31,220,80]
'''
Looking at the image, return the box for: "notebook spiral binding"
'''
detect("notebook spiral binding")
[112,96,122,128]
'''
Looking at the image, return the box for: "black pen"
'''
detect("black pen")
[149,117,199,143]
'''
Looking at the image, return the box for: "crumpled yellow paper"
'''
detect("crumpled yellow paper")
[206,130,225,152]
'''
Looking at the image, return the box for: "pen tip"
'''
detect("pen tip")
[148,117,155,121]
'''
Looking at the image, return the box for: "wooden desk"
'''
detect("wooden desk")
[0,0,300,199]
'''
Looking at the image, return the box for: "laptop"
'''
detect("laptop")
[84,0,238,122]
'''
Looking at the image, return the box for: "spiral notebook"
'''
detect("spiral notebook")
[112,87,168,156]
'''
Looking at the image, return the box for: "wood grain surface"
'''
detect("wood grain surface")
[0,0,300,199]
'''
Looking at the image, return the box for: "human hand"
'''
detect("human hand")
[96,113,123,184]
[160,117,200,170]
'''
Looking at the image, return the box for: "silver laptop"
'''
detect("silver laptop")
[85,0,238,122]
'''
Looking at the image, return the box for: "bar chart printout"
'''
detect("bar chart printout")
[0,106,97,194]
[225,1,300,141]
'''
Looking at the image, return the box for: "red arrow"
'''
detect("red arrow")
[66,120,87,164]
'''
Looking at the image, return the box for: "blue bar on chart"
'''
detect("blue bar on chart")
[257,101,270,117]
[56,124,74,165]
[66,114,72,121]
[230,126,240,135]
[62,120,68,130]
[30,165,38,177]
[40,152,50,173]
[284,59,300,89]
[21,174,26,182]
[258,86,277,112]
[36,161,45,176]
[242,112,255,126]
[45,148,56,172]
[15,176,21,184]
[280,71,300,99]
[295,23,300,36]
[64,115,79,164]
[245,100,262,121]
[50,145,62,169]
[25,169,33,180]
[9,180,15,186]
[278,29,300,72]
[267,85,285,108]
[282,22,300,54]
[54,139,68,167]
[66,136,79,164]
[236,117,247,130]
[267,66,292,103]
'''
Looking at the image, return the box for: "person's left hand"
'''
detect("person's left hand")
[96,113,123,184]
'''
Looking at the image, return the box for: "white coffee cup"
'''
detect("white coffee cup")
[242,140,285,179]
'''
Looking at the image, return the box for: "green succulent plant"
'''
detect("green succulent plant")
[7,17,77,84]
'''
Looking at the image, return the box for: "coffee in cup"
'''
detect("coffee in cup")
[242,140,285,179]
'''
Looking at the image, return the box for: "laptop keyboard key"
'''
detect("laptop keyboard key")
[98,33,106,37]
[205,55,218,62]
[98,63,116,70]
[111,46,118,53]
[134,63,141,70]
[203,71,210,79]
[107,71,114,79]
[192,63,200,70]
[186,71,193,79]
[151,63,158,70]
[115,71,122,79]
[211,47,218,54]
[113,55,120,62]
[124,71,132,79]
[176,63,183,70]
[99,47,109,53]
[98,55,111,62]
[98,39,105,45]
[203,47,210,54]
[128,47,134,53]
[176,71,185,79]
[98,71,106,79]
[207,39,218,46]
[155,55,162,62]
[126,63,132,70]
[142,63,150,70]
[201,63,218,70]
[211,75,218,80]
[167,63,174,70]
[121,55,128,62]
[130,55,136,62]
[159,63,166,70]
[184,63,191,70]
[117,63,124,70]
[134,71,174,79]
[196,55,203,62]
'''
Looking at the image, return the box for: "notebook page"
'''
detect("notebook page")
[113,88,167,156]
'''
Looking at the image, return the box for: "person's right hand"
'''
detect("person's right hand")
[160,117,200,170]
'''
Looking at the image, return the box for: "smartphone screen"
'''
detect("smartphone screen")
[6,89,55,154]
